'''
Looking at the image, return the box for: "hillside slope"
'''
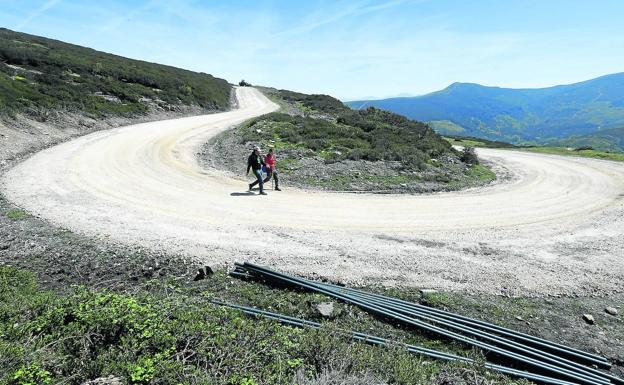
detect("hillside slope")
[0,28,231,117]
[202,87,495,193]
[347,73,624,144]
[550,126,624,152]
[0,28,231,168]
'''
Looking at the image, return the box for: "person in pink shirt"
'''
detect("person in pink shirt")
[263,148,281,191]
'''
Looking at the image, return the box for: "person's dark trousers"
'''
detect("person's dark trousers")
[263,169,279,189]
[250,169,264,192]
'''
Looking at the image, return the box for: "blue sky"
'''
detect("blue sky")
[1,0,624,100]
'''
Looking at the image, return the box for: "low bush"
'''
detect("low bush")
[0,267,520,385]
[274,89,349,115]
[241,107,457,170]
[460,147,479,165]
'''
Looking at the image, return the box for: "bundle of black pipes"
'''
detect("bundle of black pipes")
[213,300,580,385]
[231,262,623,385]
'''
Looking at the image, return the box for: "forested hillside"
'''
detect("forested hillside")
[551,126,624,152]
[347,73,624,145]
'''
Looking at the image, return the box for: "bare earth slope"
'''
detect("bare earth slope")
[2,87,624,295]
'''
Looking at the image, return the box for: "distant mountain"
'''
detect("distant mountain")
[551,126,624,152]
[346,73,624,144]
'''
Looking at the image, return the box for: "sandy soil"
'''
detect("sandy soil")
[2,87,624,296]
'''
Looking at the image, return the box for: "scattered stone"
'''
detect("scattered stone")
[193,266,214,281]
[82,376,123,385]
[0,243,9,250]
[316,302,335,318]
[420,289,438,295]
[193,268,206,281]
[582,314,595,325]
[605,307,618,316]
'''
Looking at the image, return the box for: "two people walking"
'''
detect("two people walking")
[246,146,280,195]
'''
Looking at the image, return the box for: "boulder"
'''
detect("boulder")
[316,302,335,318]
[582,314,595,325]
[82,376,123,385]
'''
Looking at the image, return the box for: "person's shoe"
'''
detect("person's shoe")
[259,191,267,195]
[275,187,282,191]
[248,184,253,191]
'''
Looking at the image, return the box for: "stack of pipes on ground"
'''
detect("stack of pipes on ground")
[215,262,623,385]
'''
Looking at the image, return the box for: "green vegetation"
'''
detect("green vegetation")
[240,108,455,170]
[443,135,624,162]
[5,209,27,220]
[550,126,624,153]
[0,266,525,385]
[465,164,496,182]
[205,88,497,192]
[519,146,624,162]
[271,89,350,115]
[443,135,518,149]
[0,28,231,119]
[429,120,466,135]
[302,174,425,190]
[459,147,479,165]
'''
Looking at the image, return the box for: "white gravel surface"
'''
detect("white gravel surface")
[2,87,624,295]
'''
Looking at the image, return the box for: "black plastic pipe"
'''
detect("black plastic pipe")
[213,300,582,385]
[309,278,609,368]
[235,263,609,385]
[234,266,609,368]
[328,286,618,384]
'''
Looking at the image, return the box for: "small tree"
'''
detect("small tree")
[460,146,479,165]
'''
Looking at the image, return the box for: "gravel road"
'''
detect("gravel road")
[2,87,624,295]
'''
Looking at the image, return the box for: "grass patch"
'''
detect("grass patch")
[363,174,423,184]
[5,209,27,219]
[465,165,496,182]
[420,292,453,307]
[301,174,423,190]
[443,135,624,162]
[275,157,302,172]
[443,135,518,149]
[519,146,624,162]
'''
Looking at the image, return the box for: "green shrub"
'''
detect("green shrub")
[0,267,523,385]
[10,364,52,385]
[242,107,456,170]
[460,146,479,165]
[6,209,28,219]
[275,89,349,114]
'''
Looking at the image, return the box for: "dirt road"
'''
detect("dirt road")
[2,87,624,295]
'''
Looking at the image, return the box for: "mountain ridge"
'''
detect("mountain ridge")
[346,72,624,145]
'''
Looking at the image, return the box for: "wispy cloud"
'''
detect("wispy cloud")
[274,0,418,37]
[4,0,622,100]
[13,0,61,31]
[98,0,162,33]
